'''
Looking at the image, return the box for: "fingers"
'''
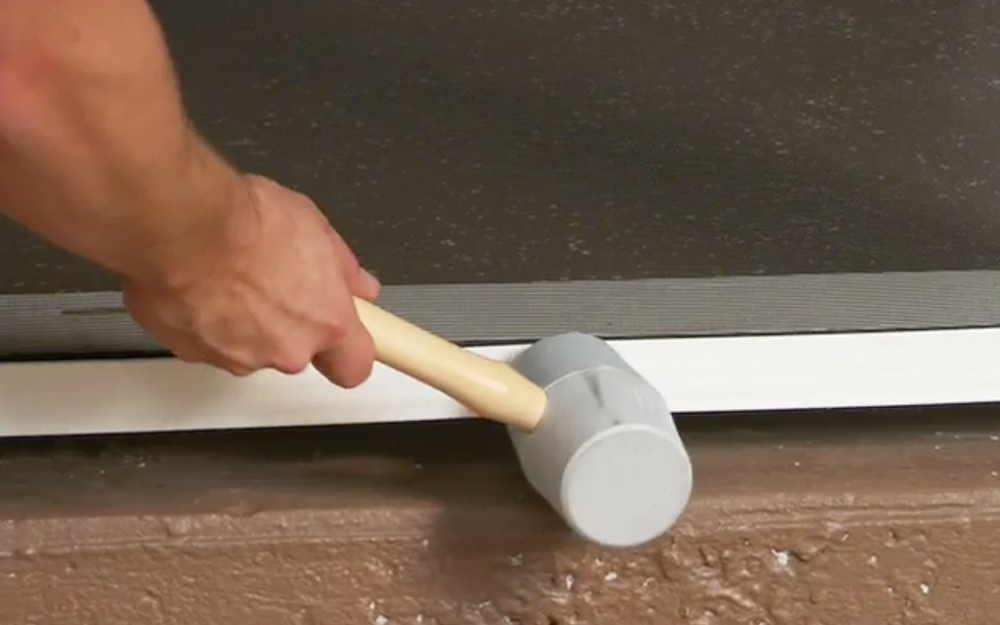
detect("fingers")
[171,342,255,377]
[327,229,381,301]
[310,236,378,386]
[136,320,258,377]
[355,268,382,301]
[312,314,377,388]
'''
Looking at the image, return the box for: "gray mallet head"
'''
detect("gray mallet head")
[507,333,693,548]
[352,299,692,548]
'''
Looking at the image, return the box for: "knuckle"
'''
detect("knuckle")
[340,367,372,389]
[224,354,263,377]
[338,358,376,389]
[272,351,312,375]
[313,350,374,389]
[322,318,349,342]
[225,363,254,377]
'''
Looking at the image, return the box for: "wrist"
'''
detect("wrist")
[116,134,259,291]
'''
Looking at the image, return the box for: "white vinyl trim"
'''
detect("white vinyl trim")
[2,327,999,437]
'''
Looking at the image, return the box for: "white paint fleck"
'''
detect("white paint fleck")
[420,539,429,547]
[375,615,389,625]
[993,471,998,478]
[508,554,523,566]
[368,602,376,611]
[771,549,791,567]
[564,574,575,590]
[868,555,878,566]
[416,615,424,624]
[793,461,801,467]
[604,571,618,582]
[920,583,931,595]
[991,436,999,442]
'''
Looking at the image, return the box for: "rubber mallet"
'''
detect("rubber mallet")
[354,297,693,548]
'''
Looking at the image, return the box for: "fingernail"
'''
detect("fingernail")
[360,268,381,293]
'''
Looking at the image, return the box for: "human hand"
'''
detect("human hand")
[121,174,381,387]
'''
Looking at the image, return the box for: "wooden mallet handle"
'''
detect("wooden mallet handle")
[352,297,547,431]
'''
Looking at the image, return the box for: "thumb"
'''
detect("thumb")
[328,229,381,301]
[312,316,377,388]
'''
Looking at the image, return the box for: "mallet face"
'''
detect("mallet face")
[508,333,693,548]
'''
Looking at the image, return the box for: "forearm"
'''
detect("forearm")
[0,0,250,283]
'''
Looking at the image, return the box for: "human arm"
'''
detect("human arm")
[0,0,380,386]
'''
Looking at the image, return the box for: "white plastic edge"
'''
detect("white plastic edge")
[2,327,999,437]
